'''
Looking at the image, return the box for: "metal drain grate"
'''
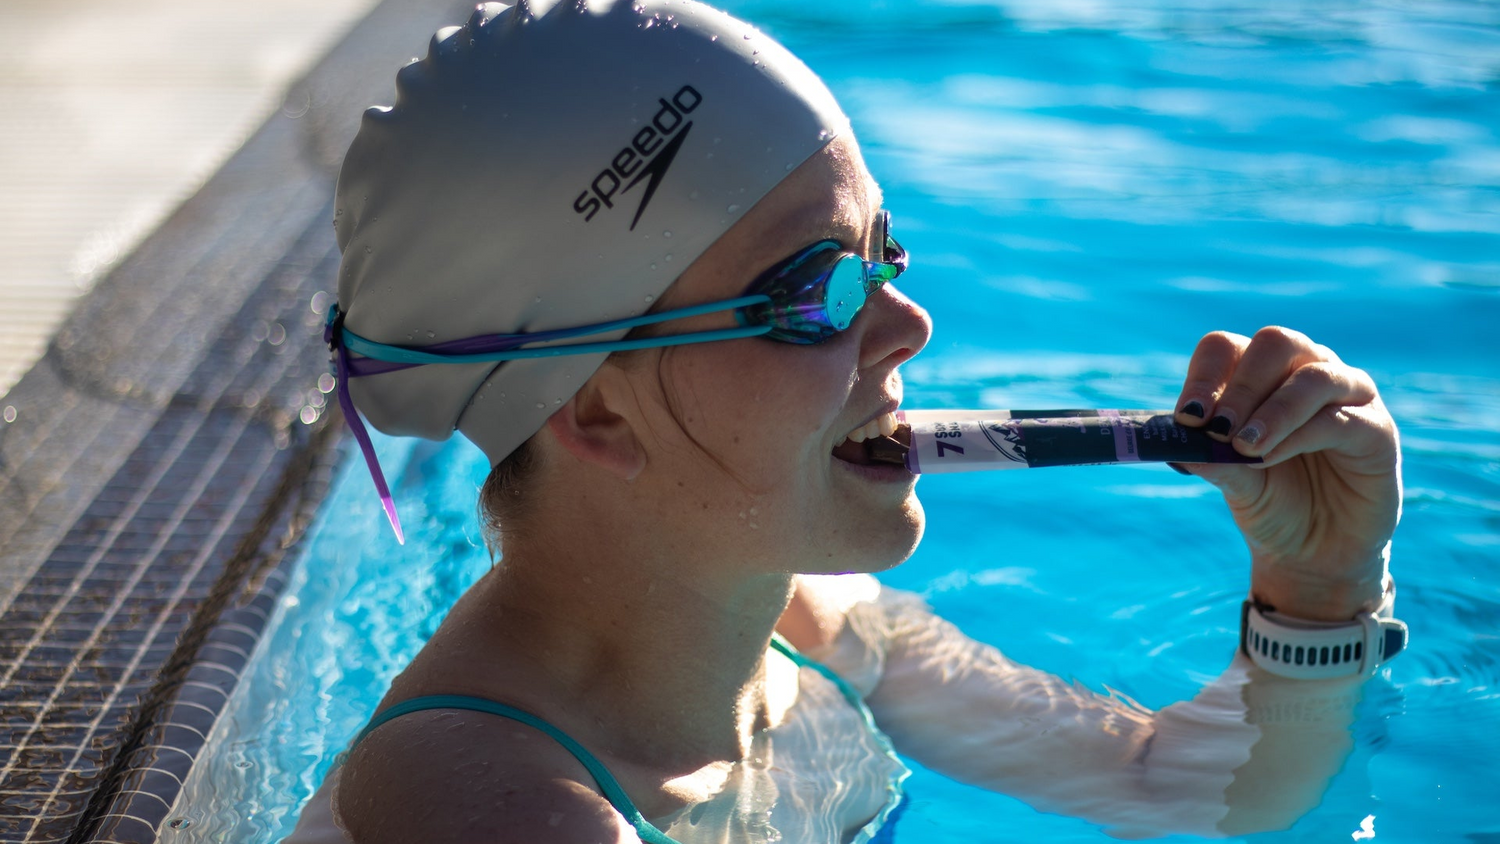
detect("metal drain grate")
[0,1,478,840]
[0,219,341,843]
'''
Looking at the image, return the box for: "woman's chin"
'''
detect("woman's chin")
[803,496,925,576]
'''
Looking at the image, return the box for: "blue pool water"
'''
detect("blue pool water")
[165,1,1499,841]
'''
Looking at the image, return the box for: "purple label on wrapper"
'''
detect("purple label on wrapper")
[1101,410,1140,463]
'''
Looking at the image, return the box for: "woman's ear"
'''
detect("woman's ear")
[544,374,647,481]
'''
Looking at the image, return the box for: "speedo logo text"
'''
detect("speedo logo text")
[572,85,701,231]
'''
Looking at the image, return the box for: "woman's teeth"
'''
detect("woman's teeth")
[845,411,899,444]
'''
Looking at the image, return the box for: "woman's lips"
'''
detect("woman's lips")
[832,450,914,482]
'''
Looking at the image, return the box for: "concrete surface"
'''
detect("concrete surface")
[0,0,379,400]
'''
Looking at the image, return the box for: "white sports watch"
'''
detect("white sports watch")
[1240,579,1408,679]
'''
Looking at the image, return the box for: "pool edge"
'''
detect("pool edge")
[0,0,475,840]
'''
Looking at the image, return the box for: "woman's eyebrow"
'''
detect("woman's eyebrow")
[786,194,880,246]
[764,202,849,249]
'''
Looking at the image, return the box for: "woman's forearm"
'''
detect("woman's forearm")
[828,585,1367,838]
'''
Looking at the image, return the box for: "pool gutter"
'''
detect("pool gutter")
[0,0,471,840]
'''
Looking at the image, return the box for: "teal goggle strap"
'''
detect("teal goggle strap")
[324,215,905,542]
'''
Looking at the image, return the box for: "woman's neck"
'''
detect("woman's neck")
[451,523,797,773]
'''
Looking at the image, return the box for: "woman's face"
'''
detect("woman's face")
[619,135,933,575]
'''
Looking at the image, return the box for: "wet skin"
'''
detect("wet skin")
[340,136,936,843]
[336,133,1403,843]
[565,134,934,579]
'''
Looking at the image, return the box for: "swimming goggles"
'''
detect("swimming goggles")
[325,211,907,542]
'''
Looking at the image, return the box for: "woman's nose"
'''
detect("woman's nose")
[859,283,932,371]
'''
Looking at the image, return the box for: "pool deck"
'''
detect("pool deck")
[0,0,375,413]
[0,0,472,840]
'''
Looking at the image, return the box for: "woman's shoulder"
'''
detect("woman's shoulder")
[777,573,883,650]
[779,573,919,698]
[335,706,637,844]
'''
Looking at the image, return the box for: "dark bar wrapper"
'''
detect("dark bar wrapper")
[1014,413,1259,467]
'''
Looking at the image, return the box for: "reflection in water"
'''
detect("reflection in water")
[653,643,906,844]
[810,581,1372,839]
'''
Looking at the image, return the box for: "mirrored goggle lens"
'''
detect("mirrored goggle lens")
[737,244,872,344]
[823,254,870,331]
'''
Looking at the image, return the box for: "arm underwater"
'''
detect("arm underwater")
[863,410,1260,474]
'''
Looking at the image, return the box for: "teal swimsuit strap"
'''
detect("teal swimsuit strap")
[352,695,681,844]
[350,638,894,844]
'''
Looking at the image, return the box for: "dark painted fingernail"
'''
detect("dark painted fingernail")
[1180,401,1205,419]
[1168,462,1193,476]
[1207,415,1233,436]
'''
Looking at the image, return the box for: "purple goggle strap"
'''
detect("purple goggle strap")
[325,309,405,544]
[322,298,772,544]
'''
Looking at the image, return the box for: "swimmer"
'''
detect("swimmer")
[289,2,1404,842]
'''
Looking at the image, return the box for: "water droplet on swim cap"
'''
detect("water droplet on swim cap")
[727,204,741,214]
[333,0,849,468]
[663,231,671,237]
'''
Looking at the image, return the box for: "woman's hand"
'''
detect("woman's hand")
[1173,327,1401,621]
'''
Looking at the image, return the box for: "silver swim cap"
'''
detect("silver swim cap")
[334,0,849,470]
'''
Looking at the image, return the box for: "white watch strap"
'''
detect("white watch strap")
[1240,581,1408,679]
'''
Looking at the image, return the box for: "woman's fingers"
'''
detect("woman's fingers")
[1256,400,1396,470]
[1174,331,1249,423]
[1174,326,1378,454]
[1233,360,1379,456]
[1202,326,1327,440]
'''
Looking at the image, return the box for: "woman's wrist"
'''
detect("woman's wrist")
[1240,575,1405,679]
[1250,543,1391,623]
